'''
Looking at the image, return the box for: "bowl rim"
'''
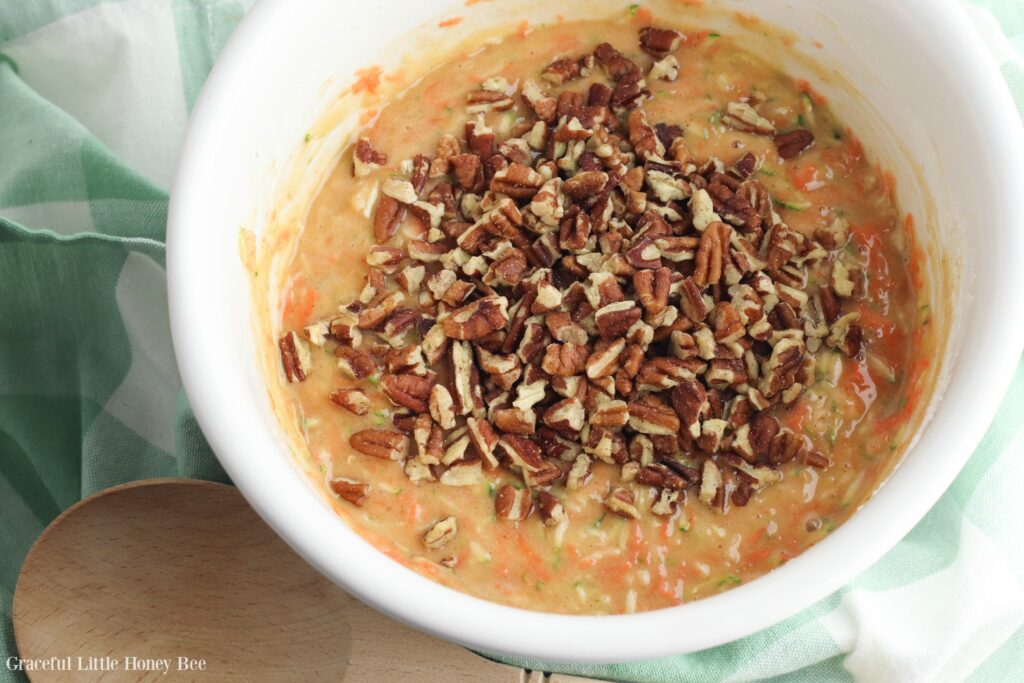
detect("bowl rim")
[167,0,1024,662]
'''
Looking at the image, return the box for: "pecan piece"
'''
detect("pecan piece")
[628,396,681,436]
[451,153,484,191]
[595,300,642,339]
[774,129,815,159]
[722,101,776,135]
[636,463,688,490]
[490,162,544,199]
[563,171,609,201]
[350,429,409,460]
[541,342,588,377]
[466,416,500,468]
[542,57,581,85]
[353,137,387,176]
[335,345,377,380]
[329,477,369,506]
[638,27,682,58]
[495,485,533,521]
[586,338,626,379]
[605,487,640,519]
[633,267,671,316]
[442,295,509,340]
[543,397,586,433]
[693,221,733,286]
[330,388,370,415]
[627,110,664,160]
[373,195,405,243]
[499,435,544,472]
[423,516,458,549]
[382,373,432,412]
[279,331,312,382]
[537,490,567,526]
[493,407,537,435]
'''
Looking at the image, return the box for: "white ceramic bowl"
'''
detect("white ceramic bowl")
[168,0,1024,662]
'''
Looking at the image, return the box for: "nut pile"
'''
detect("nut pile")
[280,27,866,547]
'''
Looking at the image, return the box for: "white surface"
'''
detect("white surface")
[167,0,1024,662]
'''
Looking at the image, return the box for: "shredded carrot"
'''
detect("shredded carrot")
[629,522,649,563]
[855,303,893,338]
[631,6,654,25]
[439,16,463,28]
[465,0,483,5]
[842,127,863,160]
[904,214,926,291]
[783,399,812,432]
[516,19,530,39]
[795,79,828,105]
[282,277,317,327]
[814,39,824,49]
[516,533,552,581]
[734,12,762,27]
[686,29,711,47]
[746,547,772,564]
[553,31,580,51]
[789,164,818,191]
[358,108,378,126]
[352,66,383,95]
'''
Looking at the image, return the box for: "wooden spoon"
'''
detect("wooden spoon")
[13,479,603,682]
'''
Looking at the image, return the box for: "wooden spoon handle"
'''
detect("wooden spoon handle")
[13,480,608,682]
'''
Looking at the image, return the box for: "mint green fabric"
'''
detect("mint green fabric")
[0,2,1021,681]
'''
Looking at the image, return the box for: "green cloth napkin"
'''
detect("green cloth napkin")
[1,2,1021,681]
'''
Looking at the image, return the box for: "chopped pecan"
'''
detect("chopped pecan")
[774,129,815,159]
[545,311,588,345]
[693,221,733,286]
[595,300,642,339]
[330,388,370,415]
[491,162,544,198]
[627,110,664,161]
[636,463,688,490]
[541,342,588,377]
[495,485,533,521]
[423,516,458,549]
[329,477,369,506]
[382,373,432,412]
[494,407,537,435]
[451,153,484,191]
[373,195,405,243]
[521,79,557,122]
[466,416,500,468]
[722,101,776,135]
[542,57,582,85]
[586,338,626,379]
[350,429,409,460]
[638,27,682,58]
[563,170,609,201]
[536,490,567,526]
[335,345,377,380]
[633,267,671,315]
[499,434,544,472]
[628,396,681,436]
[590,399,630,428]
[442,295,509,340]
[543,397,586,433]
[354,137,387,177]
[678,276,710,322]
[279,331,312,382]
[605,487,640,519]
